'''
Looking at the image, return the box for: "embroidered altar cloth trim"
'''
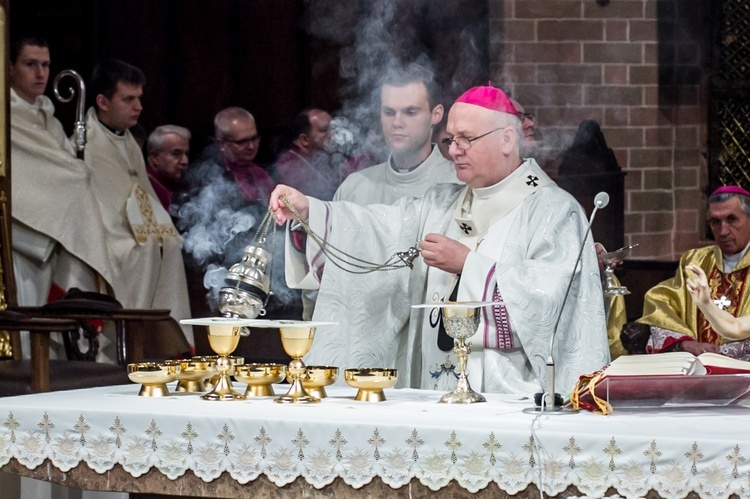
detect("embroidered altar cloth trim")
[0,385,748,498]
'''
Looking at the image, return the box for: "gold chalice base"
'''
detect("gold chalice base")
[345,368,398,402]
[164,359,217,393]
[299,366,339,399]
[202,355,245,390]
[128,362,180,397]
[235,363,287,397]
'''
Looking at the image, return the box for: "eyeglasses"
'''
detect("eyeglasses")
[220,135,261,147]
[441,127,502,150]
[517,112,535,122]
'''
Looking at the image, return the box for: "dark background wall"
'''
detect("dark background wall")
[11,0,489,164]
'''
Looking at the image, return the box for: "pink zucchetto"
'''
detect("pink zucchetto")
[454,85,518,115]
[710,186,750,198]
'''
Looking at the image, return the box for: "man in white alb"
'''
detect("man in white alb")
[85,59,192,357]
[273,85,609,397]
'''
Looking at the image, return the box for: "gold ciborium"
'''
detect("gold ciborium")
[299,366,339,399]
[272,321,336,404]
[344,368,398,402]
[128,362,181,397]
[234,363,287,397]
[165,358,217,393]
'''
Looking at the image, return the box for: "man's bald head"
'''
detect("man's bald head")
[214,107,260,164]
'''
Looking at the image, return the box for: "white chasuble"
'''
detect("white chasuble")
[285,159,609,396]
[85,108,193,351]
[10,90,115,295]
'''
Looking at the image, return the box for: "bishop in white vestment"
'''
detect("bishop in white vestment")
[276,85,610,397]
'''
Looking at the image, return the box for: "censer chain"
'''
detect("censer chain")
[278,196,411,274]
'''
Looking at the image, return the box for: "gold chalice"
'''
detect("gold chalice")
[234,363,287,397]
[274,321,336,404]
[344,368,398,402]
[413,301,501,404]
[204,323,245,401]
[165,358,217,393]
[299,366,339,399]
[128,362,181,397]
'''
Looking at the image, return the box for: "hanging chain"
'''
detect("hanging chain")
[278,196,417,274]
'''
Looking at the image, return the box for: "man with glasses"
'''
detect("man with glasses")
[273,85,609,397]
[510,98,538,158]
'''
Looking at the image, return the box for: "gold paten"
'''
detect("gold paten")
[128,362,181,397]
[299,366,338,399]
[235,363,286,397]
[344,368,398,402]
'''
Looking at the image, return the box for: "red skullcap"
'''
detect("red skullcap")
[455,85,518,115]
[711,186,750,198]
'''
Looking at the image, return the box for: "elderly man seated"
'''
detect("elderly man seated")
[625,186,750,359]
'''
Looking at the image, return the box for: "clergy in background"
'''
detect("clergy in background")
[272,85,609,397]
[85,59,193,359]
[9,36,115,359]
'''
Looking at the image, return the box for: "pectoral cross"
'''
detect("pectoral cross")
[714,295,731,310]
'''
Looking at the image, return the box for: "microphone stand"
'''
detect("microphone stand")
[525,192,609,414]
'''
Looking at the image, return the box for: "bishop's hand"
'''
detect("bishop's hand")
[270,185,309,225]
[685,264,711,306]
[420,233,470,274]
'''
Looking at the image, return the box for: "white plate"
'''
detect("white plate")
[254,320,338,329]
[411,301,503,309]
[180,317,265,327]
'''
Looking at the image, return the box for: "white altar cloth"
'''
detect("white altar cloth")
[0,384,749,498]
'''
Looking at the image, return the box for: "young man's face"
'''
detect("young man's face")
[10,44,50,104]
[380,82,441,158]
[97,82,143,132]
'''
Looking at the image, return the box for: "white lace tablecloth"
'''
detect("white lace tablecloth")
[0,384,749,498]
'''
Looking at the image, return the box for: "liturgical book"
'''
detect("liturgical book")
[569,352,750,413]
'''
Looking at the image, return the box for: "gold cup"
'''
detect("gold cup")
[299,366,339,399]
[165,358,218,393]
[128,362,181,397]
[344,368,398,402]
[276,325,318,404]
[234,363,287,397]
[203,324,245,401]
[202,355,244,391]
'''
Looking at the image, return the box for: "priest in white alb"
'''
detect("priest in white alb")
[272,85,610,397]
[10,37,116,359]
[85,59,193,358]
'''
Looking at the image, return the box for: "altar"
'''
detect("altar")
[0,383,749,498]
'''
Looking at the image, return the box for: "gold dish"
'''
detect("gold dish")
[344,368,397,402]
[299,366,339,399]
[234,363,287,397]
[128,362,181,397]
[165,358,217,393]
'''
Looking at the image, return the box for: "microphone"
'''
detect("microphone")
[540,191,609,412]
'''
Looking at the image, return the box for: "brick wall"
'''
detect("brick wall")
[489,0,710,260]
